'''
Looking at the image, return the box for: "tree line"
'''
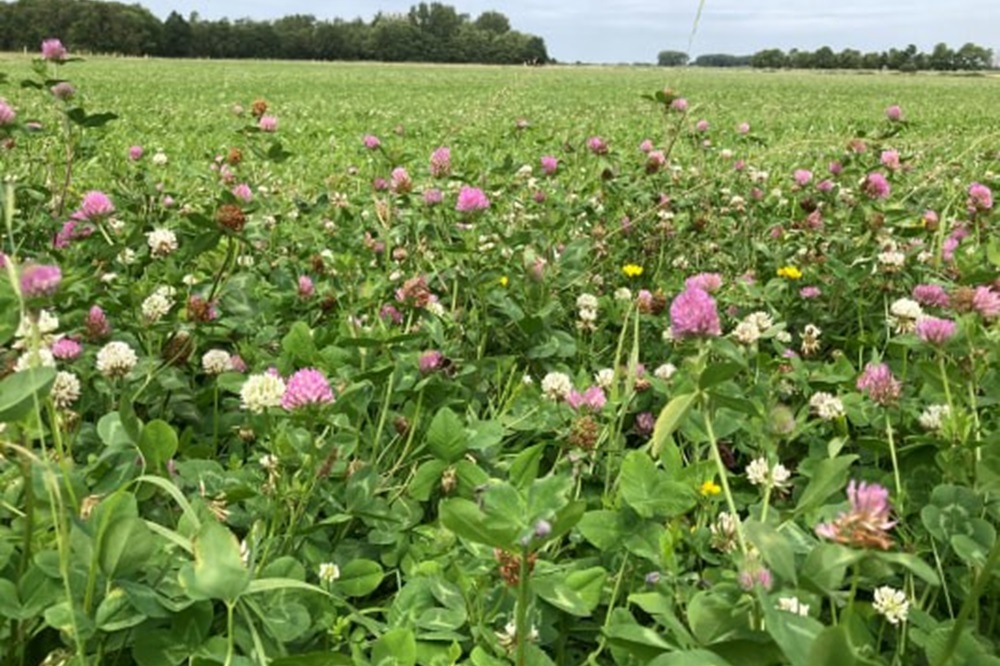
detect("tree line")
[658,42,995,71]
[0,0,550,65]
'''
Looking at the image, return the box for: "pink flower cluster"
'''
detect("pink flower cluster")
[0,99,15,126]
[816,480,895,550]
[862,172,891,199]
[856,362,901,406]
[540,155,558,176]
[915,316,956,346]
[669,287,721,339]
[41,38,68,62]
[968,182,993,212]
[912,284,949,308]
[282,368,334,410]
[19,264,62,298]
[429,147,451,178]
[566,386,607,412]
[456,186,489,213]
[684,272,723,293]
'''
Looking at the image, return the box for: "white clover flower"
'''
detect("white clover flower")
[107,217,126,234]
[51,371,81,409]
[117,248,137,265]
[877,249,906,272]
[14,348,56,372]
[202,349,233,375]
[14,310,59,349]
[521,374,534,385]
[889,298,924,334]
[594,368,616,389]
[801,324,822,356]
[147,228,178,257]
[101,273,118,284]
[576,293,599,311]
[772,463,791,487]
[746,311,774,332]
[710,511,738,553]
[237,255,255,268]
[918,404,950,431]
[746,458,790,488]
[318,562,341,583]
[96,341,138,378]
[732,320,761,345]
[775,331,792,343]
[777,597,810,617]
[873,586,909,625]
[182,274,200,287]
[540,371,573,400]
[746,458,770,486]
[239,372,286,413]
[425,301,446,317]
[141,286,175,323]
[809,392,845,421]
[152,150,168,166]
[654,363,677,380]
[259,454,279,472]
[614,287,633,302]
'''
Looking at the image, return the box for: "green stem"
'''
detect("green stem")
[885,412,903,514]
[933,537,1000,666]
[225,601,236,666]
[515,551,532,666]
[702,393,748,558]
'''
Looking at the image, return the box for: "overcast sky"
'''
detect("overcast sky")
[142,0,999,64]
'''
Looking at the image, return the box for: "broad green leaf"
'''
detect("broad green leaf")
[95,589,147,632]
[533,566,606,616]
[0,367,56,422]
[372,628,417,666]
[509,444,544,488]
[807,625,881,666]
[334,559,383,597]
[178,521,249,603]
[801,543,863,595]
[795,455,858,515]
[760,594,826,666]
[699,362,743,390]
[687,591,746,645]
[874,552,940,586]
[651,392,696,458]
[577,510,624,550]
[100,516,158,579]
[439,497,520,550]
[744,520,797,585]
[620,450,697,519]
[245,577,330,596]
[271,655,353,666]
[648,650,734,666]
[427,406,467,463]
[139,420,179,471]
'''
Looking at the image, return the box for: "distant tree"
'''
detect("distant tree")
[812,46,836,69]
[837,48,863,69]
[474,11,510,35]
[160,11,192,57]
[861,51,885,69]
[750,48,787,68]
[928,43,955,70]
[656,50,689,66]
[955,42,992,70]
[692,53,750,67]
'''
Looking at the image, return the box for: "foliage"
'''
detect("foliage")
[0,46,999,666]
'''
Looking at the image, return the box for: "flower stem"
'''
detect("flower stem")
[884,412,903,513]
[702,393,748,558]
[515,550,531,666]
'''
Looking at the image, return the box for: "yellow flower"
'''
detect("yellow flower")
[777,266,803,280]
[499,276,509,287]
[700,480,722,497]
[622,264,644,278]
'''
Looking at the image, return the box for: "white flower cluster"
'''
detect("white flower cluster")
[576,293,599,331]
[654,363,677,380]
[732,311,775,345]
[540,371,573,401]
[776,597,810,617]
[594,368,616,389]
[918,404,951,431]
[52,371,81,409]
[141,286,176,323]
[96,341,138,378]
[14,309,59,349]
[877,245,906,272]
[800,324,822,356]
[809,392,845,421]
[239,372,286,413]
[147,228,178,257]
[746,457,791,488]
[872,586,910,625]
[14,348,56,372]
[201,349,233,375]
[888,298,924,334]
[318,562,341,583]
